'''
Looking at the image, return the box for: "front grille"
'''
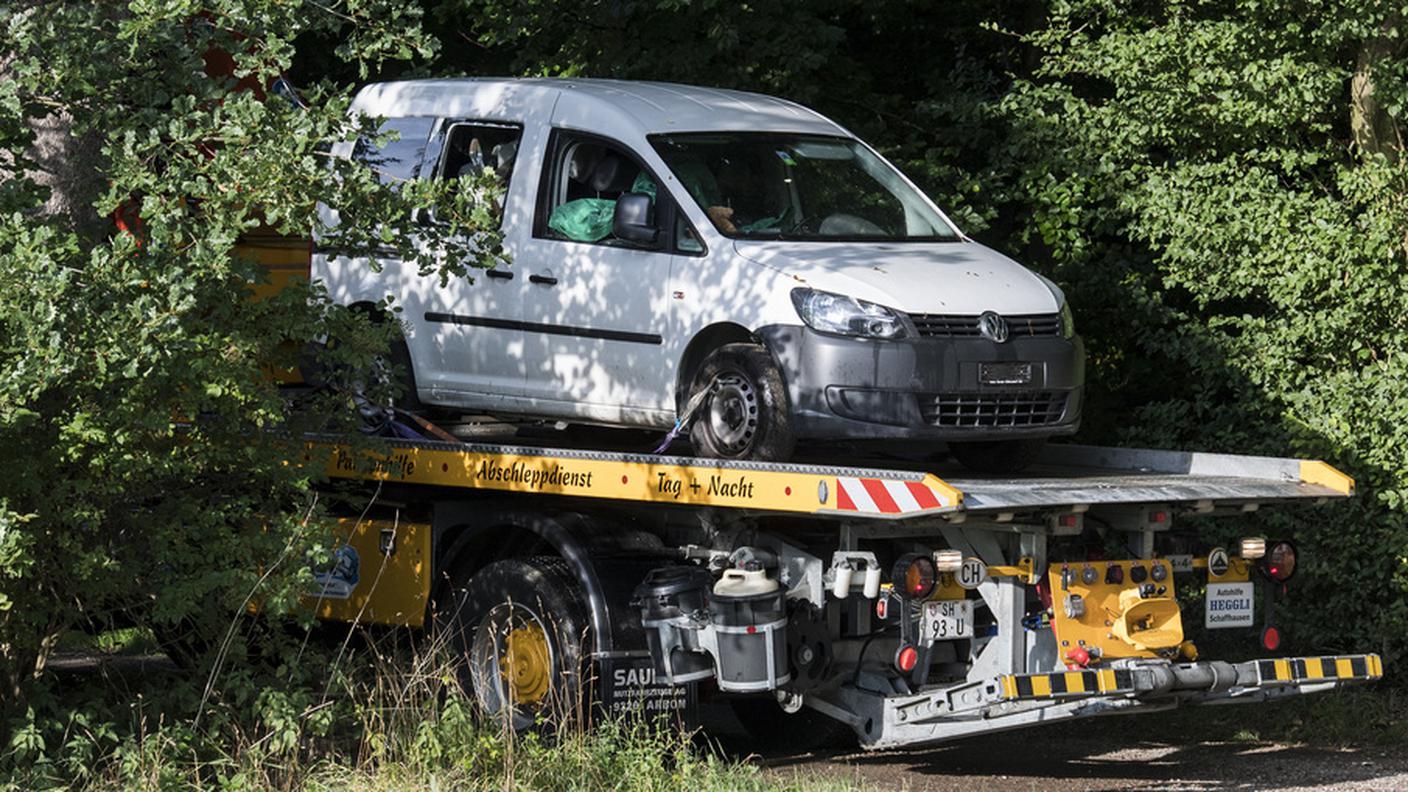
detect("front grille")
[909,313,1061,339]
[921,391,1068,428]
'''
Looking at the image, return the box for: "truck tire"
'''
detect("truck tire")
[728,697,855,753]
[947,437,1046,473]
[688,343,795,461]
[441,556,591,731]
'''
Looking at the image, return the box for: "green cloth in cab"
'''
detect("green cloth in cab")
[631,172,657,201]
[547,198,617,242]
[548,167,701,242]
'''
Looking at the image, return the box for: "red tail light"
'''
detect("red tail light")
[1261,626,1282,651]
[1264,541,1297,582]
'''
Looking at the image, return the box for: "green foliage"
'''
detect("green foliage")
[0,0,502,742]
[1,634,862,791]
[991,0,1408,662]
[4,0,1408,782]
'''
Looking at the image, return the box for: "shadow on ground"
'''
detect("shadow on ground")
[705,699,1406,791]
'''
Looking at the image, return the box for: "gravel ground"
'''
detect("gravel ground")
[746,711,1408,792]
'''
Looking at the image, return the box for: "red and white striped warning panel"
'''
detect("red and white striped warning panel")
[833,474,960,515]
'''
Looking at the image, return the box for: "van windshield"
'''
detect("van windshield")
[650,133,959,242]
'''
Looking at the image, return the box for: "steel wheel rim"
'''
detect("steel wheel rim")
[707,372,758,455]
[469,602,556,730]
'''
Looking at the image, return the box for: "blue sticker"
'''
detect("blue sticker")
[313,545,361,600]
[775,150,797,167]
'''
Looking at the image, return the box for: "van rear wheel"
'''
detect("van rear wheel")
[352,335,424,433]
[688,343,795,462]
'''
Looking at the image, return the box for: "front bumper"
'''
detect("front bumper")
[756,324,1086,441]
[818,653,1383,750]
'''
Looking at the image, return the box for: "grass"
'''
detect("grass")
[54,627,162,657]
[9,626,868,792]
[14,623,1404,791]
[70,722,867,792]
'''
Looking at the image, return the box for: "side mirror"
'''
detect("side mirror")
[613,192,658,245]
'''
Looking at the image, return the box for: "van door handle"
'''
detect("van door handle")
[485,269,513,280]
[529,273,558,286]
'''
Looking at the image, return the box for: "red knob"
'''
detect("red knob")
[1065,646,1091,668]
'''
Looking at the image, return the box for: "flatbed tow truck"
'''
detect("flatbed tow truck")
[302,429,1381,749]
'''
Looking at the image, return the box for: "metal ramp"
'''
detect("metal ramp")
[311,434,1353,520]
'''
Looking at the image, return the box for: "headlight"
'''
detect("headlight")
[1059,301,1076,338]
[791,288,911,339]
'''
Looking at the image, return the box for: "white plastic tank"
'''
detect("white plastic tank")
[714,567,779,597]
[708,566,789,692]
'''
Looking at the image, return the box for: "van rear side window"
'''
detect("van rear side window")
[352,116,436,185]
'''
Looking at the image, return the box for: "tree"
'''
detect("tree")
[995,0,1408,658]
[0,0,499,741]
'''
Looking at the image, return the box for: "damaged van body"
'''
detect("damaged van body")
[314,78,1083,470]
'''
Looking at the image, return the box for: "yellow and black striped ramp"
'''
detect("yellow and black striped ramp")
[1000,668,1135,700]
[1255,654,1383,685]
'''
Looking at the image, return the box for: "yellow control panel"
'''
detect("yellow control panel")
[1048,559,1183,660]
[306,518,432,628]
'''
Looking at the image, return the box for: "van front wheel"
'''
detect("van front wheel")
[688,343,795,462]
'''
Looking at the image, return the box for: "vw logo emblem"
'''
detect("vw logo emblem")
[978,311,1009,343]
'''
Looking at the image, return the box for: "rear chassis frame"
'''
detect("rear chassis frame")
[311,435,1380,749]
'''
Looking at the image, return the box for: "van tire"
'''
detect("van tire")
[386,336,425,413]
[688,343,795,462]
[353,335,424,433]
[947,437,1047,473]
[439,557,591,731]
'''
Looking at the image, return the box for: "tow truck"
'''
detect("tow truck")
[126,33,1379,748]
[300,426,1381,749]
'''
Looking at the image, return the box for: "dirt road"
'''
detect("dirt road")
[776,734,1405,791]
[757,712,1408,791]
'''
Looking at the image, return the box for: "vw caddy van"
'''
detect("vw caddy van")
[313,79,1084,470]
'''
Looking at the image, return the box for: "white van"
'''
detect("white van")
[314,79,1084,469]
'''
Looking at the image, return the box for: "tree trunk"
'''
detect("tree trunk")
[1351,13,1405,161]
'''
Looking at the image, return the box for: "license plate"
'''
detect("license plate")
[980,362,1032,385]
[920,599,973,644]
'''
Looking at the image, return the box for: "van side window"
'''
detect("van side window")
[351,116,436,185]
[535,132,663,247]
[437,122,521,182]
[434,122,522,225]
[675,216,705,254]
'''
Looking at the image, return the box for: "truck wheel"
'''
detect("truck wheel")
[947,437,1047,473]
[688,343,795,461]
[728,697,855,753]
[442,557,591,731]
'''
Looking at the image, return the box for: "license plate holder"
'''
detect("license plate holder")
[980,362,1033,386]
[920,599,974,644]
